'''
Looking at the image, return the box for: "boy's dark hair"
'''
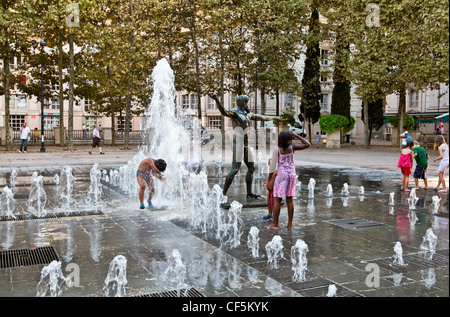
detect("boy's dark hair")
[154,159,167,172]
[406,141,414,148]
[278,131,292,150]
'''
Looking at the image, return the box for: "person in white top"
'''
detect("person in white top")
[433,135,449,192]
[19,122,31,153]
[89,124,105,155]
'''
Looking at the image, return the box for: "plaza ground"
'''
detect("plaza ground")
[0,137,448,304]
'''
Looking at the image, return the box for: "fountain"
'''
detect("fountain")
[53,174,60,185]
[87,163,103,208]
[420,228,437,260]
[247,226,260,258]
[295,181,302,199]
[221,200,243,249]
[308,178,316,198]
[326,184,333,197]
[0,186,16,219]
[291,239,308,282]
[103,255,128,297]
[407,188,419,210]
[392,241,406,266]
[326,284,337,297]
[27,172,47,217]
[36,261,67,297]
[59,166,76,213]
[341,183,349,196]
[389,192,395,205]
[266,235,284,269]
[430,195,441,214]
[161,249,187,297]
[10,169,17,187]
[359,186,364,195]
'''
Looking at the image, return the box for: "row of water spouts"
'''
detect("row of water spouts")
[0,164,104,219]
[392,228,438,268]
[388,189,441,213]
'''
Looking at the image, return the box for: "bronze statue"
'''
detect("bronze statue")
[210,94,285,200]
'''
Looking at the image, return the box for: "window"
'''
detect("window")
[44,117,60,131]
[190,94,198,110]
[321,49,329,66]
[84,98,93,112]
[320,94,329,110]
[51,97,60,110]
[52,78,59,91]
[10,115,25,131]
[16,95,26,109]
[284,93,293,109]
[208,116,222,131]
[116,117,130,131]
[9,95,15,109]
[208,96,216,110]
[410,91,418,108]
[182,94,189,108]
[320,75,328,82]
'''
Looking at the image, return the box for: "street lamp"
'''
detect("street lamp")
[40,38,46,152]
[255,57,268,151]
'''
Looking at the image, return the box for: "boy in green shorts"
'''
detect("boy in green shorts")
[411,141,429,190]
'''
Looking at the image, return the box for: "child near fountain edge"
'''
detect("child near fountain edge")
[136,158,167,209]
[262,159,277,221]
[398,141,414,191]
[266,130,310,230]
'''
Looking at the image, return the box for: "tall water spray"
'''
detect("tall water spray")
[291,239,308,282]
[392,241,406,266]
[10,169,18,187]
[59,166,76,212]
[247,226,260,258]
[87,163,102,208]
[326,184,333,197]
[103,255,128,297]
[266,235,284,269]
[420,228,437,260]
[27,172,47,217]
[161,249,187,297]
[407,188,419,210]
[36,261,67,297]
[341,183,349,196]
[0,186,16,218]
[308,178,316,198]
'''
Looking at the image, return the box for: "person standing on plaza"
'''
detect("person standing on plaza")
[398,141,414,191]
[89,124,105,155]
[433,135,448,192]
[400,126,412,148]
[411,140,429,190]
[82,123,87,138]
[266,130,311,230]
[316,132,320,148]
[18,122,30,153]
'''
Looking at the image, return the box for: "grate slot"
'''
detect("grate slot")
[0,210,103,222]
[323,217,391,231]
[0,246,60,269]
[367,251,449,273]
[133,288,204,298]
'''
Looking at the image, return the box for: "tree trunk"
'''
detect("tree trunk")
[68,33,75,151]
[363,100,370,148]
[58,38,65,146]
[3,52,12,151]
[397,85,406,150]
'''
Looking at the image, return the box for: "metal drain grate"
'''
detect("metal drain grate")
[0,210,103,222]
[0,246,60,269]
[133,288,204,297]
[323,217,391,231]
[367,251,449,273]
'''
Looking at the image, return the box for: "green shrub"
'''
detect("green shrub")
[319,115,349,133]
[387,115,414,130]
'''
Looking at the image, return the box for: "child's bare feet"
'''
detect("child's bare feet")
[266,224,279,230]
[404,189,410,192]
[287,225,293,230]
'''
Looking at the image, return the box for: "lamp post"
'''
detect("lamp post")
[255,58,268,151]
[40,39,46,152]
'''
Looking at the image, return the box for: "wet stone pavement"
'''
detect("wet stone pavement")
[0,164,448,300]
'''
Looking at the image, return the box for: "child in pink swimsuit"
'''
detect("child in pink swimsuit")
[397,141,413,191]
[266,131,310,230]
